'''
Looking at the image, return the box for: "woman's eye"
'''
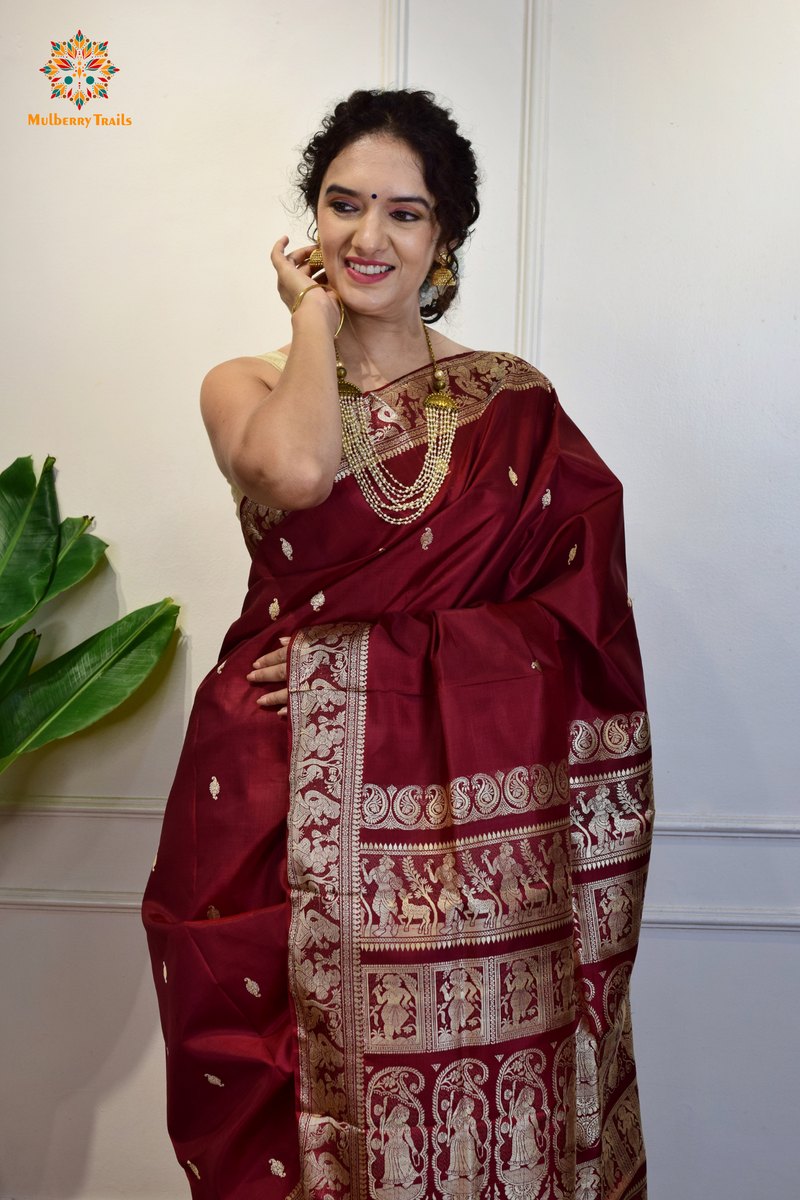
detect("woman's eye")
[331,200,356,213]
[391,210,419,222]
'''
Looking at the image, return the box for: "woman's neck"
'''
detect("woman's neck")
[334,305,469,391]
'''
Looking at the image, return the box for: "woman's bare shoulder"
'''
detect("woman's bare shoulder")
[202,347,289,397]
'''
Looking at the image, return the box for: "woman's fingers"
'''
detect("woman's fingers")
[249,637,290,715]
[247,640,288,682]
[271,238,317,278]
[247,662,286,683]
[257,687,288,711]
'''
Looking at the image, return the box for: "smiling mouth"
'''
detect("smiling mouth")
[345,259,393,276]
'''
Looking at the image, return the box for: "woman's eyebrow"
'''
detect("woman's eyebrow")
[390,194,431,209]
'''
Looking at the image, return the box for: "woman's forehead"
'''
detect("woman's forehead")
[321,134,429,197]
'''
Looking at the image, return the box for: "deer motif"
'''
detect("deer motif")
[400,893,432,935]
[613,780,648,843]
[462,888,498,928]
[520,875,549,912]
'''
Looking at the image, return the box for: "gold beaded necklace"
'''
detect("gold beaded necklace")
[334,326,459,526]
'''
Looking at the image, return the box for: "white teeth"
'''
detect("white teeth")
[348,261,391,275]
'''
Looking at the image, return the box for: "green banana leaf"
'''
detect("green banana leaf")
[0,631,40,705]
[41,516,108,604]
[0,457,59,630]
[0,597,179,772]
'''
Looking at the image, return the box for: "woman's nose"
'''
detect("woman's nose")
[351,208,387,256]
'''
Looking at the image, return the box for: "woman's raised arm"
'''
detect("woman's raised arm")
[200,237,343,511]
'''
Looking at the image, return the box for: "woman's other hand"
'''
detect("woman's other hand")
[248,637,290,717]
[200,235,344,512]
[270,236,341,337]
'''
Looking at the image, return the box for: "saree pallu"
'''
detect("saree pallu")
[143,351,653,1200]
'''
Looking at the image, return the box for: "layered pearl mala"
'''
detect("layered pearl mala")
[335,326,459,526]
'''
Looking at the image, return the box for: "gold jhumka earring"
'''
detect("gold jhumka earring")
[429,252,455,289]
[334,328,459,526]
[308,237,325,271]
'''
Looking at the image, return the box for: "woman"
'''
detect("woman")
[144,89,653,1200]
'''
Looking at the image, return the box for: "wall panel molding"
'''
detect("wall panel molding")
[514,0,552,366]
[654,814,800,839]
[1,796,166,819]
[0,887,142,913]
[642,906,800,931]
[381,0,409,88]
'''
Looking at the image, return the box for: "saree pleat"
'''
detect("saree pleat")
[143,352,651,1200]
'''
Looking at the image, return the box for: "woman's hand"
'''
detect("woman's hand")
[248,636,290,717]
[270,236,341,336]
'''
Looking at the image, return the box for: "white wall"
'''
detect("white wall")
[1,1,797,1197]
[541,3,800,1195]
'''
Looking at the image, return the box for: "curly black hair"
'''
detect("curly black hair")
[297,89,480,322]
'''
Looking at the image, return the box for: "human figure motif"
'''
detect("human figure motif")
[616,1096,642,1151]
[379,1102,421,1189]
[482,842,524,922]
[505,958,537,1027]
[373,973,416,1041]
[576,1164,601,1200]
[507,1085,544,1173]
[446,1096,482,1181]
[292,829,338,891]
[362,855,403,934]
[426,852,465,932]
[552,945,573,1014]
[575,1019,600,1147]
[440,967,480,1037]
[600,883,632,946]
[541,832,569,907]
[577,784,615,851]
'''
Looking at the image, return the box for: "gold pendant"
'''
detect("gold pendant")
[424,390,458,412]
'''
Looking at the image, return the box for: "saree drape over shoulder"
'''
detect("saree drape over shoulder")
[143,351,653,1200]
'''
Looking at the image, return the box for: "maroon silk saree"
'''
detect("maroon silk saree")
[143,351,653,1200]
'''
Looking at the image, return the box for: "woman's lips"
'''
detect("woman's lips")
[344,259,394,284]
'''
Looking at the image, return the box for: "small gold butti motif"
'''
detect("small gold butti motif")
[280,538,293,561]
[186,1161,200,1180]
[508,466,519,486]
[245,977,261,997]
[209,776,220,800]
[205,1073,224,1087]
[310,591,325,612]
[151,853,157,872]
[207,905,221,920]
[542,488,552,508]
[269,1159,286,1178]
[627,595,633,607]
[269,598,280,621]
[531,660,542,672]
[216,659,226,674]
[420,526,433,550]
[568,544,578,565]
[162,962,168,983]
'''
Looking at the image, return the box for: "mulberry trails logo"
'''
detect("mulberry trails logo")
[31,29,129,127]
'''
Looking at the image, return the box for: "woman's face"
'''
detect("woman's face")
[316,134,442,320]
